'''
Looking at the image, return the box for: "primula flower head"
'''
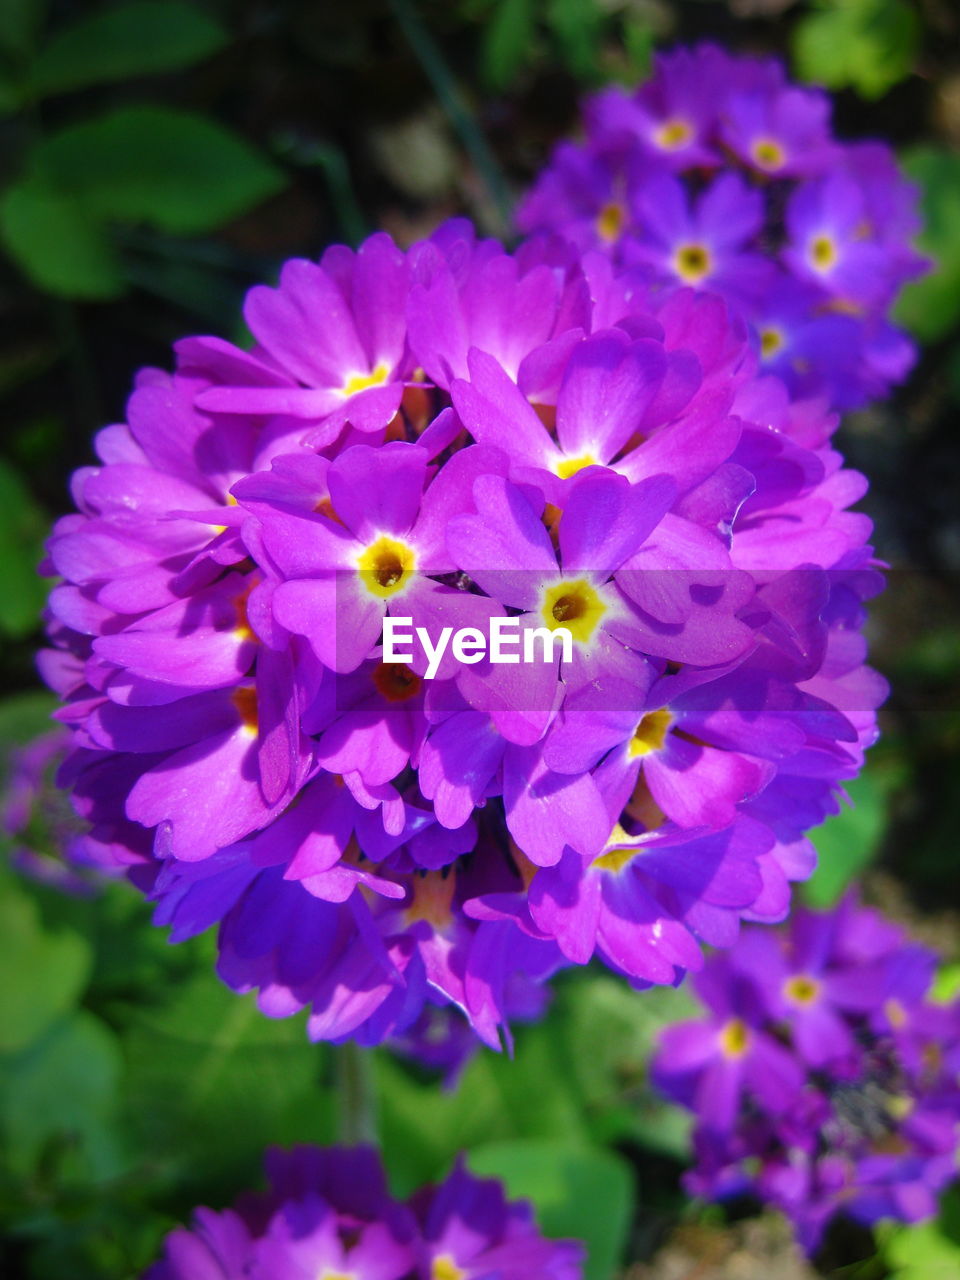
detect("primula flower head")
[42,217,884,1049]
[518,42,928,411]
[652,895,960,1253]
[145,1144,584,1280]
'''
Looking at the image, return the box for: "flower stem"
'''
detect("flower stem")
[389,0,512,238]
[335,1040,378,1146]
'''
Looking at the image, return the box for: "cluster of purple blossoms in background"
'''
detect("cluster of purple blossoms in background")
[146,1144,582,1279]
[1,727,103,896]
[652,895,960,1252]
[518,43,928,410]
[41,210,888,1050]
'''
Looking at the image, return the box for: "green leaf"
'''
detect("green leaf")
[482,0,534,90]
[0,176,122,299]
[0,875,91,1053]
[31,1,227,97]
[801,769,889,908]
[0,1010,124,1177]
[885,1186,960,1278]
[0,690,57,755]
[792,0,919,100]
[894,148,960,342]
[468,1140,634,1280]
[0,689,58,802]
[0,457,51,635]
[556,974,696,1156]
[930,963,960,1005]
[33,105,287,236]
[121,968,333,1187]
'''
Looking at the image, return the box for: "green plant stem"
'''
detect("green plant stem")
[389,0,512,238]
[335,1040,378,1145]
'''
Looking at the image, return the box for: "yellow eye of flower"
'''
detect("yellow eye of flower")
[431,1256,467,1280]
[719,1017,751,1058]
[554,452,597,479]
[592,844,636,874]
[760,327,785,358]
[673,243,712,284]
[540,578,607,644]
[596,202,626,244]
[654,118,693,150]
[809,234,838,272]
[783,974,821,1006]
[751,137,785,170]
[342,360,390,396]
[628,709,672,758]
[356,535,416,598]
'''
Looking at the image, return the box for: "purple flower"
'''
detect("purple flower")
[624,172,776,307]
[145,1145,583,1280]
[41,219,884,1049]
[652,895,960,1252]
[520,43,927,411]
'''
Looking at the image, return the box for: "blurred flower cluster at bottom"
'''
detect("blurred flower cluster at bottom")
[653,894,960,1251]
[146,1144,583,1280]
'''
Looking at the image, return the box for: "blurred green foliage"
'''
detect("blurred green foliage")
[470,0,652,91]
[894,148,960,343]
[0,1,285,301]
[884,1187,960,1278]
[792,0,920,100]
[801,768,891,909]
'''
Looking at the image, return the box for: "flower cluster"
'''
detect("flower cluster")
[146,1144,582,1279]
[518,43,927,410]
[42,217,885,1049]
[652,895,960,1252]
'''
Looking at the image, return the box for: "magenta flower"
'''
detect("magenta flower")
[652,895,960,1252]
[519,42,927,411]
[145,1145,584,1280]
[41,218,884,1049]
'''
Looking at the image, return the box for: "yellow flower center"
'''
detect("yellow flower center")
[356,535,416,598]
[809,234,838,272]
[760,326,785,359]
[886,1094,915,1122]
[595,202,626,244]
[540,578,607,644]
[751,137,785,170]
[783,974,821,1006]
[654,117,693,150]
[592,845,636,874]
[884,997,908,1029]
[554,452,597,479]
[719,1017,751,1059]
[673,243,712,284]
[342,360,390,397]
[431,1257,466,1280]
[628,709,672,758]
[592,824,641,874]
